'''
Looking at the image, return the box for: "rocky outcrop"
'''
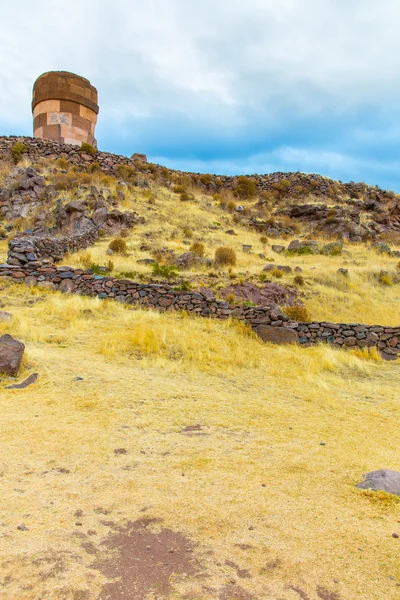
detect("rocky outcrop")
[0,166,54,221]
[0,135,397,206]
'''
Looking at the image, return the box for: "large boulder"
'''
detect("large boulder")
[356,470,400,496]
[256,325,298,345]
[0,334,25,376]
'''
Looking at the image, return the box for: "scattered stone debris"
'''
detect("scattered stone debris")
[6,372,38,389]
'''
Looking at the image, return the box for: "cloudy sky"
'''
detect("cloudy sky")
[1,0,400,189]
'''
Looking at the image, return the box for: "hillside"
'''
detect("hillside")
[0,139,400,600]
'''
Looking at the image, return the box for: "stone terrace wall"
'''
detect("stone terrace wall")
[0,136,393,201]
[7,228,98,266]
[0,260,399,361]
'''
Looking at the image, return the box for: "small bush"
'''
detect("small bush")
[90,162,101,172]
[173,185,186,194]
[180,191,190,202]
[260,235,268,245]
[294,274,305,286]
[397,260,400,272]
[55,157,69,169]
[80,142,97,156]
[79,250,93,269]
[378,271,393,286]
[215,246,237,267]
[182,226,193,239]
[271,268,284,278]
[190,242,205,257]
[11,142,28,163]
[259,272,268,282]
[273,179,291,200]
[235,176,258,200]
[283,305,310,322]
[108,238,128,254]
[106,260,114,272]
[174,280,192,291]
[116,164,136,181]
[199,173,213,186]
[152,262,178,279]
[227,200,236,212]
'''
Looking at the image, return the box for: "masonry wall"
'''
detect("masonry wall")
[0,238,399,361]
[32,73,99,147]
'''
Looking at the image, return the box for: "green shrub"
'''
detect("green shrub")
[286,246,315,256]
[80,142,97,156]
[321,242,343,256]
[11,142,28,163]
[108,238,128,254]
[258,272,268,282]
[215,246,237,266]
[174,280,192,291]
[152,262,178,279]
[190,242,205,257]
[234,176,257,200]
[283,305,310,322]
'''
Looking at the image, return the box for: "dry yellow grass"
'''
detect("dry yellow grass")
[1,279,400,599]
[53,185,400,326]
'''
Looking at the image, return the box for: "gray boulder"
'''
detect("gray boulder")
[356,470,400,496]
[0,334,25,376]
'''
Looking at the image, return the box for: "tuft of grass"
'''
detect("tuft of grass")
[80,142,97,156]
[190,241,205,257]
[283,304,310,322]
[151,262,178,279]
[11,142,28,163]
[108,238,128,254]
[215,246,237,267]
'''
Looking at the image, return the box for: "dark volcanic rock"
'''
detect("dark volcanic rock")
[0,334,25,376]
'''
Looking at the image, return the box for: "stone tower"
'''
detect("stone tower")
[32,71,99,147]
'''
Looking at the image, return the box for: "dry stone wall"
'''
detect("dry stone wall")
[0,136,393,202]
[7,229,98,265]
[0,251,399,361]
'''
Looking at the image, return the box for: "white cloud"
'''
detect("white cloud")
[1,1,400,187]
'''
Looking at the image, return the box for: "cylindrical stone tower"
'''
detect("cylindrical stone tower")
[32,71,99,147]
